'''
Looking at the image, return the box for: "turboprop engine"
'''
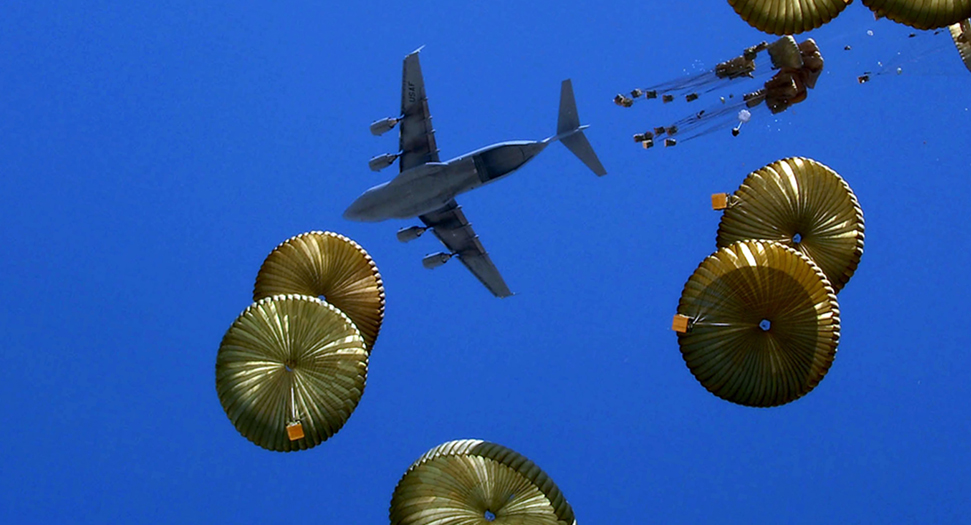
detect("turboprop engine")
[422,252,452,269]
[369,117,399,136]
[368,153,398,172]
[397,226,426,243]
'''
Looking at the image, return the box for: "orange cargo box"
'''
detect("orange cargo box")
[671,314,690,333]
[286,422,305,441]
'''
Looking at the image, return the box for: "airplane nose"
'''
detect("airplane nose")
[343,201,364,221]
[344,185,391,222]
[343,193,377,222]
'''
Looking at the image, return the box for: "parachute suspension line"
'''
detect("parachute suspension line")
[671,98,752,143]
[290,383,298,423]
[632,61,769,105]
[873,42,952,77]
[690,271,746,328]
[623,46,777,109]
[856,28,956,81]
[285,377,305,442]
[805,25,867,56]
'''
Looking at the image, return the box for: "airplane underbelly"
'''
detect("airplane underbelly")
[381,178,453,218]
[469,143,544,187]
[391,196,451,218]
[362,160,476,219]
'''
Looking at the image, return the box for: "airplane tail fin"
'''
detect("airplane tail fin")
[554,79,607,176]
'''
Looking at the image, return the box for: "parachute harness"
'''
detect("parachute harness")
[286,383,305,441]
[673,263,751,334]
[290,384,298,423]
[686,274,744,330]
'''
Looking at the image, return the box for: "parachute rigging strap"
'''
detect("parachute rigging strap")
[286,383,304,441]
[289,383,298,423]
[688,267,748,328]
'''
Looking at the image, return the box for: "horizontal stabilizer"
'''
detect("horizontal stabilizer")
[554,79,606,176]
[562,132,607,176]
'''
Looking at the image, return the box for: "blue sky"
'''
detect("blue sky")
[2,2,969,523]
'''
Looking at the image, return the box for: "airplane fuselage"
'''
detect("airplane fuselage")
[344,140,548,222]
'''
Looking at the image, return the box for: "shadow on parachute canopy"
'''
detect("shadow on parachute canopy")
[614,36,824,149]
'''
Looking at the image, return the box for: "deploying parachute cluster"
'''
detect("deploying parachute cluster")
[726,0,971,33]
[216,231,385,452]
[616,36,825,148]
[673,158,864,407]
[390,439,577,525]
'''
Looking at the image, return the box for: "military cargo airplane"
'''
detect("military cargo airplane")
[344,48,606,297]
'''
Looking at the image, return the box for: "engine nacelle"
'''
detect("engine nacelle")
[368,153,398,172]
[422,252,452,269]
[397,226,426,243]
[369,117,399,136]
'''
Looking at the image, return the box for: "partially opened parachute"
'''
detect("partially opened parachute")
[216,295,368,452]
[862,0,971,30]
[727,0,852,35]
[675,241,840,407]
[714,157,865,293]
[254,231,385,351]
[390,439,577,525]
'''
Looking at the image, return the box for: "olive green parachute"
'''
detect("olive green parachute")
[253,231,385,352]
[676,241,840,407]
[727,0,852,35]
[767,36,803,69]
[716,157,864,293]
[216,294,368,452]
[950,19,971,73]
[390,439,577,525]
[862,0,971,30]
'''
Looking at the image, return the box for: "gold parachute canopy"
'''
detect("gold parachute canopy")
[676,241,840,407]
[950,19,971,73]
[862,0,971,30]
[715,157,864,293]
[253,231,385,351]
[216,294,368,452]
[390,439,577,525]
[727,0,852,35]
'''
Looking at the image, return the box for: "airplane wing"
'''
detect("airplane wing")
[420,200,513,298]
[399,49,440,172]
